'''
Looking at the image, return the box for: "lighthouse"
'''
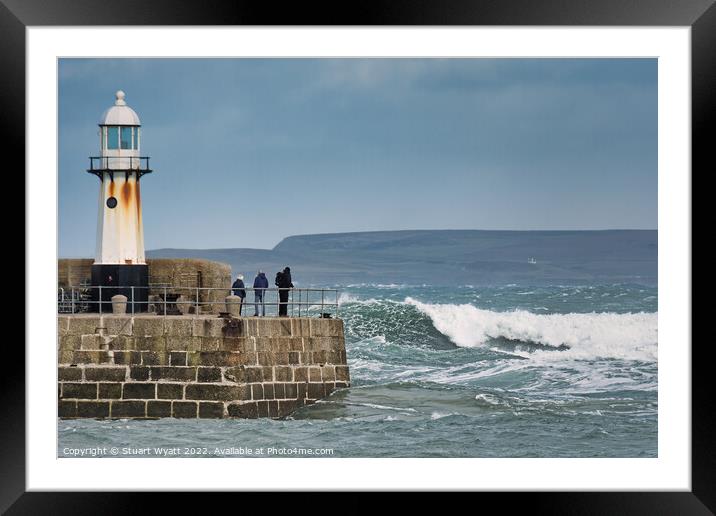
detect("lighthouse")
[88,90,152,312]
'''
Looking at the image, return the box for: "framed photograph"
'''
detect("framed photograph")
[9,0,709,510]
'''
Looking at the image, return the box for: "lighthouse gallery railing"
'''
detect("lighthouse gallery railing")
[88,156,151,171]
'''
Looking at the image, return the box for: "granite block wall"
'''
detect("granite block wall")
[58,314,349,419]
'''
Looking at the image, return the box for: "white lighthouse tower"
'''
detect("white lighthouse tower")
[88,90,152,312]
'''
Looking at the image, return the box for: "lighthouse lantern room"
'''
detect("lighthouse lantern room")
[88,90,153,312]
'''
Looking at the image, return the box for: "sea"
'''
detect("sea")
[58,283,657,458]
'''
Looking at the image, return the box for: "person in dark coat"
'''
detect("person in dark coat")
[275,266,294,317]
[253,270,269,317]
[274,270,284,314]
[231,274,246,315]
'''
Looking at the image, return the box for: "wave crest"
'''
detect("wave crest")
[405,297,657,361]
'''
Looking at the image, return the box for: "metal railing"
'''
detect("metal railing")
[57,285,340,318]
[88,156,151,171]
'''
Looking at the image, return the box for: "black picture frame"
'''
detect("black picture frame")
[6,0,709,511]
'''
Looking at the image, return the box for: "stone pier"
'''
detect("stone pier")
[57,314,350,419]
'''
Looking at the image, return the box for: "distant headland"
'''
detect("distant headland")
[146,229,657,286]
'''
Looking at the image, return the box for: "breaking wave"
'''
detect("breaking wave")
[405,298,657,361]
[338,292,360,305]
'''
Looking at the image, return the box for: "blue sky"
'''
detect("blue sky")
[58,58,657,256]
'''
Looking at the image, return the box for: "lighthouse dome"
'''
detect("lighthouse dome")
[99,90,141,126]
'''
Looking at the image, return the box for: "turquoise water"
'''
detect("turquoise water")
[58,284,657,458]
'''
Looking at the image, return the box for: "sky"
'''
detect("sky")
[58,58,657,256]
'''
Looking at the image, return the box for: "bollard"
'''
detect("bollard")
[225,295,243,318]
[111,294,128,315]
[176,295,191,315]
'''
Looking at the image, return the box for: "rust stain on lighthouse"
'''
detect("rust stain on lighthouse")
[120,177,132,204]
[135,180,142,224]
[117,177,136,242]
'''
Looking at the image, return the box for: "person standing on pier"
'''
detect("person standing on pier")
[231,274,246,315]
[275,267,294,317]
[253,270,268,317]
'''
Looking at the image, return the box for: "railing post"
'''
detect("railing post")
[131,286,135,315]
[336,290,339,318]
[298,289,301,318]
[71,287,75,314]
[196,287,199,316]
[321,290,325,316]
[163,286,167,317]
[99,285,103,314]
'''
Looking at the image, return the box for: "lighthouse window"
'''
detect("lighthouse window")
[107,126,119,149]
[133,127,139,149]
[120,126,133,149]
[106,196,118,209]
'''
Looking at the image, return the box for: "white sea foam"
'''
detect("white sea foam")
[343,283,412,289]
[430,411,460,420]
[474,393,506,406]
[344,401,418,413]
[338,294,387,306]
[405,297,657,361]
[338,292,360,305]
